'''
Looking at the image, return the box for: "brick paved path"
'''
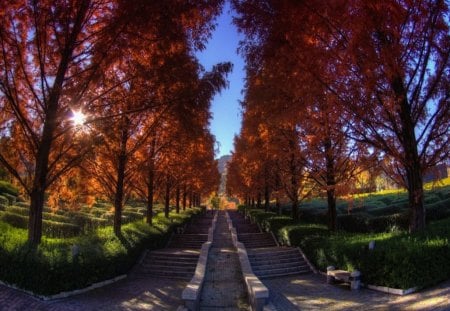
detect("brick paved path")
[199,211,250,310]
[265,273,450,311]
[0,274,186,311]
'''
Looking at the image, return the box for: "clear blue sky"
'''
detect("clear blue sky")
[196,2,245,158]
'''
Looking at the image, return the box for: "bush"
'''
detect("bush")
[15,202,30,208]
[0,211,28,228]
[0,181,19,196]
[68,212,109,232]
[261,216,294,238]
[337,214,371,233]
[426,198,450,221]
[278,224,329,247]
[368,213,409,232]
[299,208,328,224]
[6,206,28,216]
[0,195,9,206]
[122,210,144,222]
[2,193,16,205]
[0,208,198,295]
[43,221,80,238]
[281,218,450,289]
[368,204,407,216]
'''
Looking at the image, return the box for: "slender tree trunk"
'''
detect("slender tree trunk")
[392,77,425,232]
[257,193,261,209]
[114,155,125,236]
[188,191,192,208]
[276,195,281,215]
[27,0,90,246]
[146,162,154,225]
[175,186,180,213]
[182,185,187,211]
[164,177,171,218]
[264,184,270,212]
[114,120,129,236]
[325,137,337,231]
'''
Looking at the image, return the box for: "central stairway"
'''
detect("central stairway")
[228,210,311,279]
[136,212,214,280]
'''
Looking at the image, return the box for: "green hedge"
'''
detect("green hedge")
[278,219,450,289]
[0,181,19,196]
[0,195,9,206]
[0,208,199,295]
[261,216,294,238]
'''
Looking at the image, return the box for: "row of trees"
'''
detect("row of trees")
[227,0,449,232]
[0,0,230,245]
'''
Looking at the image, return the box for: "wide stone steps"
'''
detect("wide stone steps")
[136,213,214,280]
[137,250,199,280]
[229,211,312,279]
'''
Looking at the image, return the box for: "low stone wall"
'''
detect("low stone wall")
[225,212,269,311]
[182,211,218,310]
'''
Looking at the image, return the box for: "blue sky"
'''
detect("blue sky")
[196,2,245,158]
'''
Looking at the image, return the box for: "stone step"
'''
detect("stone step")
[248,248,301,259]
[251,261,308,271]
[139,270,194,280]
[249,256,305,266]
[255,265,311,278]
[143,258,198,266]
[142,263,197,271]
[243,243,278,249]
[256,269,311,279]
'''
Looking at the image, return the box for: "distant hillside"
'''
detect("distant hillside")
[217,155,231,175]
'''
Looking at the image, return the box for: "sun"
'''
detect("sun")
[71,110,86,126]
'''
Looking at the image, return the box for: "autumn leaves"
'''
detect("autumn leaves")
[0,1,230,245]
[227,0,449,232]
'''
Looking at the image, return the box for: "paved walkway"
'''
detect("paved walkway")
[265,273,450,310]
[0,273,186,311]
[199,211,250,310]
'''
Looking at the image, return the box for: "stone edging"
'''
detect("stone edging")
[182,211,218,310]
[226,212,269,311]
[0,274,127,301]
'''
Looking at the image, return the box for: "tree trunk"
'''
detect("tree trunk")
[182,185,187,211]
[28,0,89,246]
[188,191,192,208]
[264,184,270,211]
[113,158,124,236]
[257,193,261,209]
[175,186,180,213]
[276,195,281,215]
[291,193,299,221]
[325,137,337,231]
[146,163,154,225]
[164,177,171,218]
[392,76,425,232]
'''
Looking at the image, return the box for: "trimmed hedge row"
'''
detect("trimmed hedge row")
[0,208,201,295]
[277,219,450,289]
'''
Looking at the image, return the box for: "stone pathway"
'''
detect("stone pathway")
[199,211,250,310]
[0,276,186,310]
[265,273,450,310]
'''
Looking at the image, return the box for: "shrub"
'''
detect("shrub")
[261,216,294,238]
[278,224,329,247]
[0,208,198,295]
[337,214,371,233]
[15,202,30,208]
[2,193,16,205]
[0,204,6,211]
[0,181,19,196]
[5,206,28,216]
[42,221,80,238]
[122,210,144,222]
[68,212,109,232]
[253,211,277,224]
[426,198,450,221]
[0,211,28,228]
[368,205,407,216]
[281,218,450,289]
[0,195,9,206]
[368,212,409,232]
[299,208,328,224]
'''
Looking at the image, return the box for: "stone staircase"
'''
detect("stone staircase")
[136,213,213,280]
[228,210,311,279]
[247,247,311,279]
